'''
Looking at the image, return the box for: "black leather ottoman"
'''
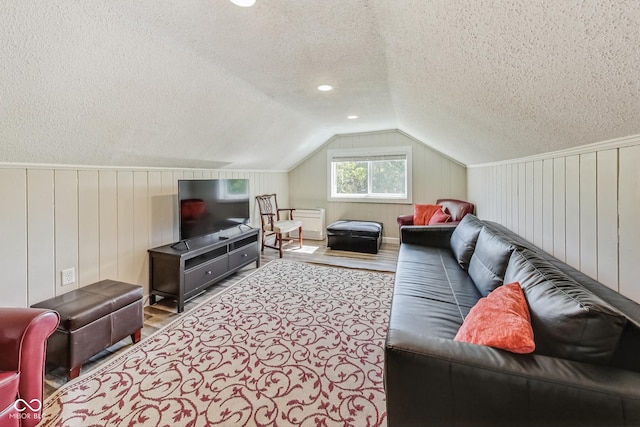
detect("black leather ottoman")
[32,280,143,380]
[326,220,383,254]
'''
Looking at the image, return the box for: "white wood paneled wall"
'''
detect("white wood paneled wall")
[468,141,640,303]
[0,166,288,308]
[289,130,467,240]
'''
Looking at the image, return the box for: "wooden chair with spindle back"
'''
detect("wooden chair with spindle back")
[255,194,303,257]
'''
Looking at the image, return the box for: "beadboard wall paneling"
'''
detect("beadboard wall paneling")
[161,171,175,245]
[1,169,28,307]
[54,170,79,296]
[288,130,467,240]
[541,159,554,254]
[78,170,100,287]
[596,150,618,291]
[99,170,119,285]
[525,162,534,242]
[579,153,597,281]
[0,166,288,307]
[533,160,543,247]
[552,157,566,262]
[619,145,640,303]
[117,171,136,285]
[27,169,56,305]
[564,156,581,270]
[133,171,150,288]
[468,142,640,303]
[148,171,164,250]
[511,164,519,233]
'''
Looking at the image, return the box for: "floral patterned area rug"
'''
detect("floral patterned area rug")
[41,260,393,427]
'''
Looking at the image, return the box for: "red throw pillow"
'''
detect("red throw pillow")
[428,209,451,225]
[454,282,535,354]
[414,204,442,225]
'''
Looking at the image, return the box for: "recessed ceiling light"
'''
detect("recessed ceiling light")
[347,115,358,119]
[317,85,333,92]
[230,0,256,7]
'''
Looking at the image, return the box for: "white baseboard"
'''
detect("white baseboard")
[383,237,400,245]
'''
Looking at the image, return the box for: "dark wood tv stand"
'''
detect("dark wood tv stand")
[148,227,259,313]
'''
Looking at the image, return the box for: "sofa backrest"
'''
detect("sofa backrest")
[468,227,517,297]
[449,214,483,270]
[450,216,640,371]
[505,249,627,366]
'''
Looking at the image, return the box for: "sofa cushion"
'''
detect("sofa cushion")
[455,282,535,354]
[505,249,627,365]
[428,209,451,225]
[468,227,516,296]
[396,244,481,310]
[389,295,465,340]
[449,214,483,270]
[414,204,442,225]
[436,199,475,222]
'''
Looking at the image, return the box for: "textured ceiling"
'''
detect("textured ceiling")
[1,1,639,169]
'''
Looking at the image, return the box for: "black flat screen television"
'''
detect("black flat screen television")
[178,179,250,240]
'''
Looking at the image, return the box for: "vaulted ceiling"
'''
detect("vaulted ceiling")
[2,1,639,170]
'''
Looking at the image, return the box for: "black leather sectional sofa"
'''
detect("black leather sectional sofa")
[385,214,640,426]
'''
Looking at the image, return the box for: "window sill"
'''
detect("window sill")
[328,195,412,204]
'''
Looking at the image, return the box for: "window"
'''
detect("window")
[327,147,412,203]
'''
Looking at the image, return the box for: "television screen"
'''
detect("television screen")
[178,179,250,240]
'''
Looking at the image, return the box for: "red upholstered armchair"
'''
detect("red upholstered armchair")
[397,198,475,242]
[0,308,59,427]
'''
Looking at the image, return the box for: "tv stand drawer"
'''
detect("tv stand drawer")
[184,256,228,295]
[229,244,258,271]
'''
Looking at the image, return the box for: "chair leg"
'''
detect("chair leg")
[277,232,283,258]
[131,329,141,344]
[261,230,265,252]
[298,226,303,248]
[68,365,81,381]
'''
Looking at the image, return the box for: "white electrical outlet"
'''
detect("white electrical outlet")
[62,268,76,286]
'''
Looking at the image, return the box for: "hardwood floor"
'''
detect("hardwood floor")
[44,239,399,398]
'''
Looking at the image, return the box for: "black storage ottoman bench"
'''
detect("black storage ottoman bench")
[32,279,143,381]
[326,220,383,254]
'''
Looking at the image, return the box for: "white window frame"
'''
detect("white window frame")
[327,146,412,204]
